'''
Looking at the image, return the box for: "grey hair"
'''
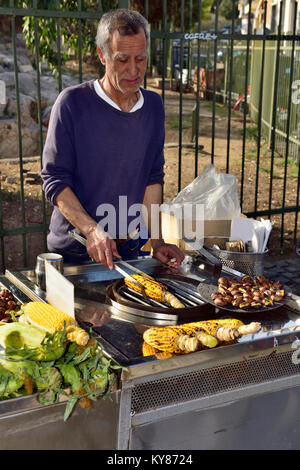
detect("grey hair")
[95,9,150,58]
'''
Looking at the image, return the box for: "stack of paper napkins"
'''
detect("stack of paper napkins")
[229,217,273,253]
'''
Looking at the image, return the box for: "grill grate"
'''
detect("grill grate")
[131,350,300,414]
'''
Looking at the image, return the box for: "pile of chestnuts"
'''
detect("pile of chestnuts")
[0,287,21,322]
[211,275,286,310]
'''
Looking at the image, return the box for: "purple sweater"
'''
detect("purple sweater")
[42,80,165,252]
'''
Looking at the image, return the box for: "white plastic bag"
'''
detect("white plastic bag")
[171,164,241,220]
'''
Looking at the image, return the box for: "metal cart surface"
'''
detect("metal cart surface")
[2,256,300,450]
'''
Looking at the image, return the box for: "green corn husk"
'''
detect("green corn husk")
[0,323,45,350]
[0,323,125,421]
[35,367,62,392]
[0,355,62,394]
[0,363,24,396]
[0,323,67,362]
[57,363,83,393]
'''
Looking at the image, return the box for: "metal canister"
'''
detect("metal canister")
[35,253,64,290]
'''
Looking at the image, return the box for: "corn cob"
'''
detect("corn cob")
[156,350,175,360]
[178,319,261,341]
[162,319,243,339]
[142,342,158,356]
[20,302,89,346]
[142,342,174,359]
[180,318,244,332]
[168,324,199,335]
[143,319,261,354]
[124,274,184,308]
[143,327,182,353]
[143,327,218,353]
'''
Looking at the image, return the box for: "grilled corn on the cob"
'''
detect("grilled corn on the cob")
[19,302,89,346]
[175,318,260,341]
[142,342,159,356]
[179,318,244,335]
[143,319,261,354]
[142,342,174,359]
[143,327,182,353]
[124,274,185,308]
[143,327,218,353]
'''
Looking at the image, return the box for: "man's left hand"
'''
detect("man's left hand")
[152,240,185,268]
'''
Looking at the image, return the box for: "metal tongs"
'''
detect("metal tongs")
[68,230,154,298]
[183,237,246,279]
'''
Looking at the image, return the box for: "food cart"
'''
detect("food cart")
[1,254,300,450]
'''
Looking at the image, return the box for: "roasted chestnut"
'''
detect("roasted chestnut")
[212,274,285,311]
[213,296,228,307]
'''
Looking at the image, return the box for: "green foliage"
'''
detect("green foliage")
[0,321,67,361]
[9,0,216,74]
[0,362,24,396]
[10,1,118,76]
[45,339,124,421]
[167,120,191,130]
[219,0,239,21]
[0,323,125,420]
[34,366,63,391]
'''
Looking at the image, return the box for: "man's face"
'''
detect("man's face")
[97,28,147,94]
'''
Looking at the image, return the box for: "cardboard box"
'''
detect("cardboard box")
[161,211,231,253]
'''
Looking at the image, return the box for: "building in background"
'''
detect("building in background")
[238,0,300,34]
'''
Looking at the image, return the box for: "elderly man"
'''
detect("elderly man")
[42,9,184,269]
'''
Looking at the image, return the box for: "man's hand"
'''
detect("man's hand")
[151,239,185,268]
[142,185,185,268]
[56,187,121,269]
[86,226,121,270]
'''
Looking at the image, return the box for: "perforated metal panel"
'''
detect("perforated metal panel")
[131,350,300,414]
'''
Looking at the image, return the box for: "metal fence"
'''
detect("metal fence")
[250,40,300,161]
[0,0,300,272]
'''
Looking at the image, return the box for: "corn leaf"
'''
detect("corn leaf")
[63,396,79,422]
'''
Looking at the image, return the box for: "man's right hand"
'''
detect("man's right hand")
[85,226,121,270]
[55,187,122,269]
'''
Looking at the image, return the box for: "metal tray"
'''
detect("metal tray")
[197,279,289,314]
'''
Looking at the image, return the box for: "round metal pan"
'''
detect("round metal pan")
[197,280,290,314]
[106,274,215,321]
[106,283,179,320]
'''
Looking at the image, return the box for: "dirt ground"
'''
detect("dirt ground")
[0,75,299,272]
